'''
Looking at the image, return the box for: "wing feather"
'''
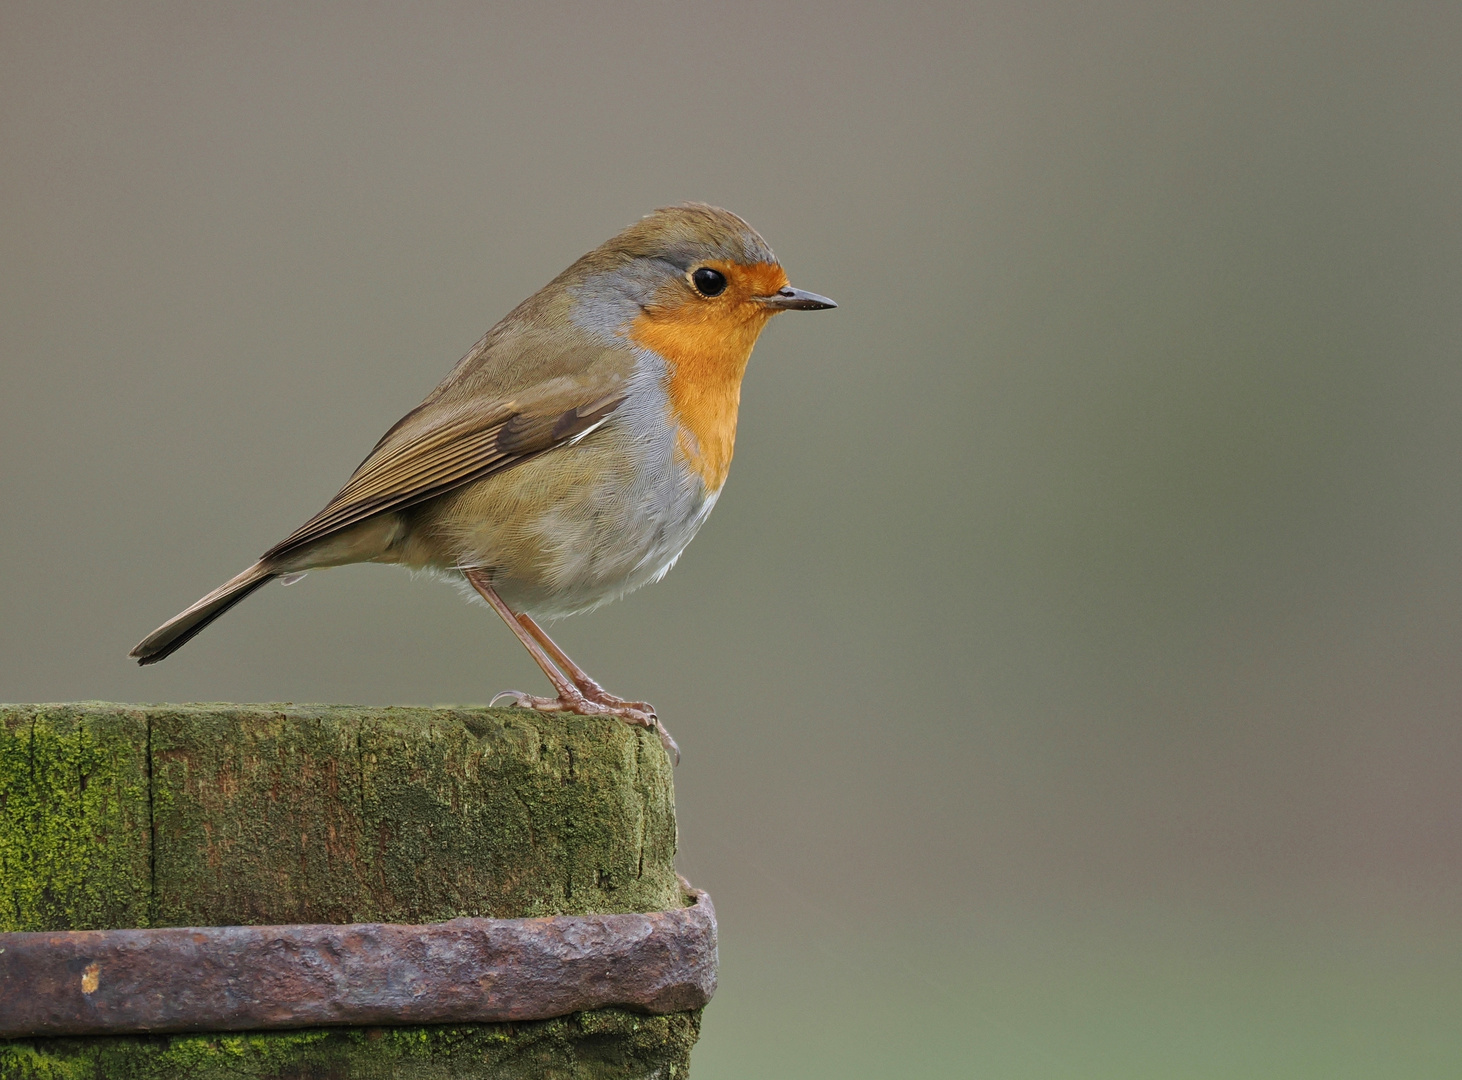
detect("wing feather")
[262,391,625,562]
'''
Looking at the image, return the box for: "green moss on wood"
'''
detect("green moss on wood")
[0,705,150,932]
[1,703,680,929]
[0,1009,701,1079]
[148,704,679,924]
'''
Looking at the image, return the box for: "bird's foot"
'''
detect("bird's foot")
[490,689,680,764]
[490,687,653,723]
[576,685,658,717]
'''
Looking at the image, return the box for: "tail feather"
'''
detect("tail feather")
[130,562,276,665]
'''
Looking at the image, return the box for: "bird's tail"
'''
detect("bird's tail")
[130,561,276,666]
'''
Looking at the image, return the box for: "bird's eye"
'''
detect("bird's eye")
[691,267,728,297]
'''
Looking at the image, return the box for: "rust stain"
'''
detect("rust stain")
[201,820,221,870]
[80,962,99,994]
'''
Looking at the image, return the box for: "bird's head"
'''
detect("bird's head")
[564,203,835,356]
[549,204,836,491]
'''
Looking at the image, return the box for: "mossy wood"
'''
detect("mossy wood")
[0,703,697,1079]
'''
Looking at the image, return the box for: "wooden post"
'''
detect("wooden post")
[0,703,704,1079]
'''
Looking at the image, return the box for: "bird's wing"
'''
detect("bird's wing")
[262,386,626,562]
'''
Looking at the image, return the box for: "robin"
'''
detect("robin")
[130,203,836,760]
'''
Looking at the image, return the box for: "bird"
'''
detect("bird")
[130,203,836,761]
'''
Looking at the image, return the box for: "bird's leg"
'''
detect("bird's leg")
[462,569,678,762]
[515,612,652,712]
[515,612,679,762]
[461,568,604,709]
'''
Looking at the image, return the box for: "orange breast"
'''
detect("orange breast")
[628,261,788,491]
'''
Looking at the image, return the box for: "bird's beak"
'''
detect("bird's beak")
[758,286,837,311]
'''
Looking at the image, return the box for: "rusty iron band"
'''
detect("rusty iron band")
[0,890,716,1038]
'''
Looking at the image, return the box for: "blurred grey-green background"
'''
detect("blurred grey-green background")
[4,1,1460,1075]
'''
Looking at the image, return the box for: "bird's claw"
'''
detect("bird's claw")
[652,718,681,765]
